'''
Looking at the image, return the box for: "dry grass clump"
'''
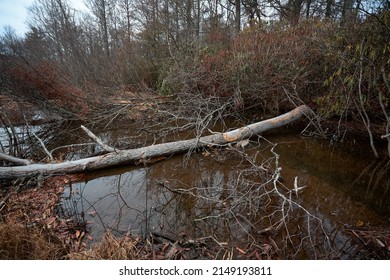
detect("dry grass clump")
[0,223,66,259]
[69,232,139,260]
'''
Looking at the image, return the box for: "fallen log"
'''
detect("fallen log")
[0,105,310,180]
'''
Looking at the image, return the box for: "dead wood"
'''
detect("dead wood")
[0,105,310,180]
[0,153,32,166]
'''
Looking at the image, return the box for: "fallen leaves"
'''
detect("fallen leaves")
[346,226,390,259]
[0,175,87,257]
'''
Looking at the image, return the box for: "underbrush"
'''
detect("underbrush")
[158,16,389,157]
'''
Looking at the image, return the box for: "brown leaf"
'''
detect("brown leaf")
[75,230,80,238]
[375,238,385,248]
[46,217,56,225]
[166,242,179,259]
[355,220,364,227]
[236,247,246,255]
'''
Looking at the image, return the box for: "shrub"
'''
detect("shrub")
[160,21,330,115]
[5,61,90,118]
[318,11,390,139]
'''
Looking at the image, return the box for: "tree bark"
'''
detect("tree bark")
[235,0,241,35]
[0,153,32,166]
[0,105,310,180]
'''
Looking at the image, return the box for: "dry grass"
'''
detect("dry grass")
[0,223,66,259]
[68,232,140,260]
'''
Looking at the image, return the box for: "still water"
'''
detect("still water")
[54,122,389,259]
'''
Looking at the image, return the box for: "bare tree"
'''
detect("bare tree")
[341,0,354,23]
[26,0,88,79]
[235,0,241,34]
[325,0,334,18]
[85,0,116,57]
[249,1,262,23]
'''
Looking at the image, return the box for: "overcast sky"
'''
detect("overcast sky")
[0,0,87,36]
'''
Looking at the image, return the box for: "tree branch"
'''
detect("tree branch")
[0,152,33,166]
[0,105,310,180]
[81,125,119,153]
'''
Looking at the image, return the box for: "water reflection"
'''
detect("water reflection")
[60,130,390,259]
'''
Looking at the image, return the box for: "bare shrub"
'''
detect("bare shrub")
[5,61,91,119]
[159,21,328,119]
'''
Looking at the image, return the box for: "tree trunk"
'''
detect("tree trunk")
[325,0,334,19]
[235,0,241,35]
[341,0,354,25]
[0,105,310,180]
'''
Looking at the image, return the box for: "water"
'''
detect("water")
[56,123,389,259]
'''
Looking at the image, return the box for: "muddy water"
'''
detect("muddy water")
[56,123,389,259]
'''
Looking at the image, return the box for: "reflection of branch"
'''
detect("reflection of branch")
[269,145,331,259]
[157,139,333,258]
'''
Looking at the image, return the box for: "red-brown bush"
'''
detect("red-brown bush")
[161,21,329,114]
[6,61,90,118]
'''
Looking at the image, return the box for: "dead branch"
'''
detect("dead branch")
[80,125,118,153]
[0,105,310,180]
[0,152,32,166]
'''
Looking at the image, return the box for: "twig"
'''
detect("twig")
[0,109,22,156]
[49,143,96,155]
[80,125,119,153]
[0,184,21,213]
[30,129,54,161]
[23,115,54,161]
[356,38,379,158]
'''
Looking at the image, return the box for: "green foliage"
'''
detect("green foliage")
[319,10,390,123]
[157,73,176,96]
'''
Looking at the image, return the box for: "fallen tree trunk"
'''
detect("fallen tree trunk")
[0,105,310,180]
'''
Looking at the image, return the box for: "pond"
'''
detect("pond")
[49,121,390,259]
